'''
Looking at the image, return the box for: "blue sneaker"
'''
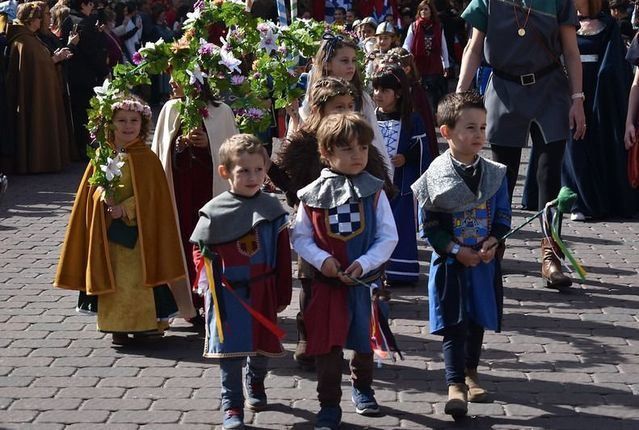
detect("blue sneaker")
[222,407,244,430]
[244,375,267,411]
[314,405,342,430]
[351,387,380,416]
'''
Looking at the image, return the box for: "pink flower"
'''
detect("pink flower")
[132,51,143,65]
[199,107,210,118]
[199,43,216,56]
[247,107,264,120]
[230,75,246,85]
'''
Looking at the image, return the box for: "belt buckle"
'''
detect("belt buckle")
[520,73,536,86]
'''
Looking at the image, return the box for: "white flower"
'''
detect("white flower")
[183,9,201,26]
[100,154,125,182]
[93,78,111,100]
[141,38,164,52]
[187,63,208,85]
[218,48,242,74]
[258,29,278,55]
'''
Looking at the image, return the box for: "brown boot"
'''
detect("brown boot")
[465,368,487,402]
[444,383,468,417]
[293,312,315,371]
[541,238,572,289]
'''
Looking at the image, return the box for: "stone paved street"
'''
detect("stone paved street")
[1,150,638,429]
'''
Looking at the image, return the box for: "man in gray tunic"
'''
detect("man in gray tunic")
[455,0,586,290]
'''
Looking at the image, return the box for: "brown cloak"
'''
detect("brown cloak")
[4,23,70,174]
[54,139,195,318]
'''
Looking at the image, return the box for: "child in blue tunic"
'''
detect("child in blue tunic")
[411,92,511,417]
[373,64,430,285]
[190,134,292,430]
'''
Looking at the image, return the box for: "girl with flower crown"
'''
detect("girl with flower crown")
[55,94,195,345]
[152,75,238,326]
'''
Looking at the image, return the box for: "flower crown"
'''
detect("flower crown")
[111,99,152,119]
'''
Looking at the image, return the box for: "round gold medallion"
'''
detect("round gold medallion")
[518,28,526,37]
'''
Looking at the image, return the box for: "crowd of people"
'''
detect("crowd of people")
[0,0,638,429]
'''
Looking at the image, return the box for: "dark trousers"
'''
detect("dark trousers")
[441,320,485,385]
[491,123,566,209]
[69,85,93,160]
[315,347,374,407]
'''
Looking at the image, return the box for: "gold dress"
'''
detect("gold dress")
[97,156,174,333]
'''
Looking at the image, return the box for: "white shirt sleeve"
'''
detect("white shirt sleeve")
[355,191,399,275]
[441,29,450,69]
[402,23,414,52]
[290,205,332,271]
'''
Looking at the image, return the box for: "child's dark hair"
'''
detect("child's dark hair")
[436,91,485,128]
[304,77,358,134]
[219,134,268,171]
[371,65,412,122]
[317,112,374,159]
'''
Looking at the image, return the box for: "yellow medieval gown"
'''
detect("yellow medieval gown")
[97,157,173,333]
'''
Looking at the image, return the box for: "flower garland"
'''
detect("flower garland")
[86,0,352,194]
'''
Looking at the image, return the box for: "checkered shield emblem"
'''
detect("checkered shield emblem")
[328,201,362,238]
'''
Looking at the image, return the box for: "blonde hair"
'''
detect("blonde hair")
[219,134,268,171]
[309,35,363,106]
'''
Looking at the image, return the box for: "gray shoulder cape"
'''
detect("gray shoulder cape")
[411,151,507,213]
[190,191,287,246]
[297,169,384,209]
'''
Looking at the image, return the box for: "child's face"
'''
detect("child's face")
[326,47,357,82]
[373,87,398,112]
[112,109,142,146]
[419,5,432,19]
[441,108,487,163]
[219,152,266,197]
[323,139,369,176]
[376,34,394,52]
[333,9,345,23]
[346,11,355,23]
[361,24,375,39]
[322,95,355,116]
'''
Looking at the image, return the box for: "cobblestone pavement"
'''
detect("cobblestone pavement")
[1,149,638,430]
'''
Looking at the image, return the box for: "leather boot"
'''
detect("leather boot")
[293,312,315,371]
[444,383,468,417]
[541,238,572,289]
[465,368,487,402]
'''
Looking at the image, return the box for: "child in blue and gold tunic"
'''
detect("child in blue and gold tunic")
[411,92,511,418]
[190,134,292,430]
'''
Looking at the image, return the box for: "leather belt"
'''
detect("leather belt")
[491,62,560,86]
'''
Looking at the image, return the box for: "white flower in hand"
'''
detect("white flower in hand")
[187,63,208,85]
[100,155,125,181]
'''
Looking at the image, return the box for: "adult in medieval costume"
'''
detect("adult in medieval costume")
[151,80,238,323]
[457,0,586,290]
[55,96,195,345]
[4,1,72,174]
[61,0,109,158]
